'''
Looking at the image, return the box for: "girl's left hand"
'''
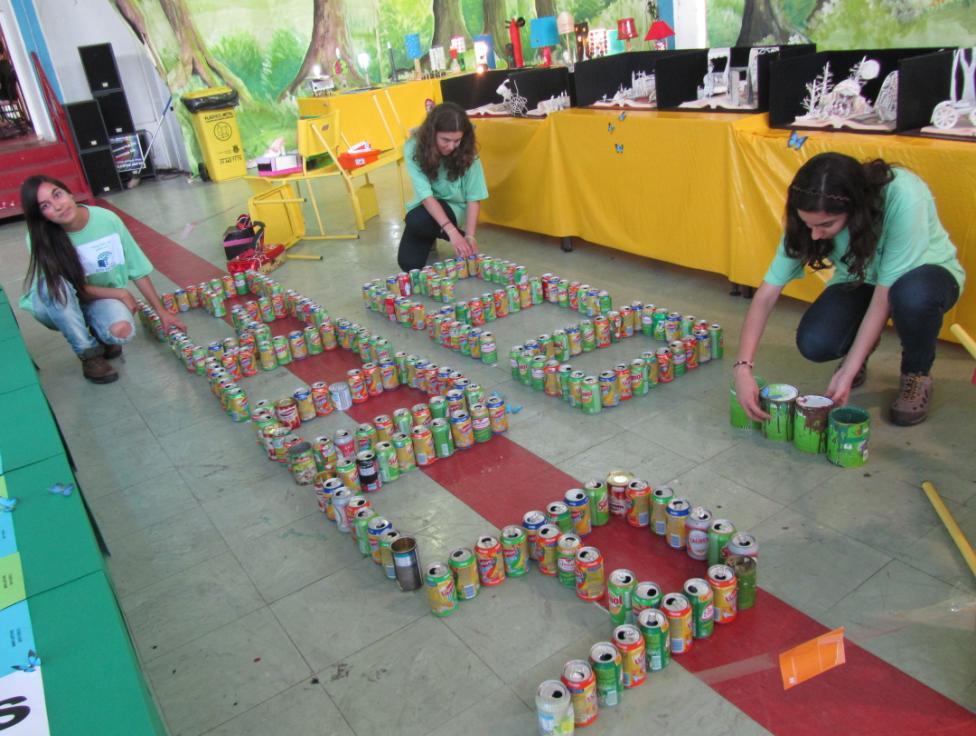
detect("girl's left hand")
[160,312,187,333]
[826,370,853,407]
[464,234,479,255]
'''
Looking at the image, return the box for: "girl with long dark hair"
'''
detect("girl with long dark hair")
[733,152,964,426]
[19,175,185,383]
[397,102,488,272]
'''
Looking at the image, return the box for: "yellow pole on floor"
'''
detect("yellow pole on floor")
[921,481,976,578]
[284,253,323,261]
[950,324,976,361]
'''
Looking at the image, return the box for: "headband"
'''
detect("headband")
[789,185,850,203]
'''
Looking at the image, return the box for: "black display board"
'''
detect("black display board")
[572,51,670,107]
[897,50,954,136]
[655,50,708,109]
[440,67,573,115]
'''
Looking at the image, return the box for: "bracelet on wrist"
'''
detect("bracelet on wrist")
[732,360,754,370]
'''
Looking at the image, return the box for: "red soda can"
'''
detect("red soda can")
[238,346,258,377]
[612,624,647,688]
[221,349,242,380]
[656,347,674,383]
[362,362,383,396]
[594,315,611,348]
[347,369,369,404]
[396,272,411,296]
[311,382,335,416]
[275,398,301,430]
[469,298,484,326]
[411,403,432,428]
[475,535,506,586]
[684,336,699,369]
[493,289,508,318]
[334,429,356,462]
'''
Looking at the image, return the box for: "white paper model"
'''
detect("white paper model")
[680,47,777,111]
[792,57,897,132]
[922,48,976,139]
[593,70,657,109]
[467,78,529,117]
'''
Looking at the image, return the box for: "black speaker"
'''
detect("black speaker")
[65,100,109,150]
[96,89,134,135]
[80,148,122,194]
[79,43,122,92]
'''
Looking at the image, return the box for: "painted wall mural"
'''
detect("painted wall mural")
[109,0,976,168]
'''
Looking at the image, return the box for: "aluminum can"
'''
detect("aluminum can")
[523,510,547,563]
[536,680,574,736]
[431,418,455,458]
[708,564,738,624]
[666,497,691,549]
[293,388,316,422]
[575,546,605,601]
[564,489,592,537]
[379,530,401,580]
[727,554,757,610]
[637,608,671,672]
[612,624,647,688]
[606,470,634,519]
[633,581,663,619]
[588,642,623,708]
[656,347,673,383]
[580,376,602,414]
[449,410,475,450]
[330,488,354,532]
[536,524,561,577]
[598,370,619,407]
[584,480,610,526]
[375,441,400,483]
[449,547,480,601]
[356,450,382,493]
[608,569,637,626]
[425,562,458,618]
[334,429,356,463]
[486,395,508,433]
[685,506,713,561]
[546,501,574,535]
[726,532,759,559]
[561,660,599,728]
[710,323,724,359]
[475,535,506,586]
[287,441,317,486]
[392,536,422,591]
[662,592,694,655]
[708,519,736,566]
[392,432,416,473]
[650,485,673,536]
[626,479,651,528]
[337,459,360,492]
[366,516,392,563]
[411,425,436,467]
[500,525,528,577]
[556,533,582,588]
[470,403,492,443]
[315,476,343,519]
[355,423,378,454]
[683,577,715,639]
[275,398,301,430]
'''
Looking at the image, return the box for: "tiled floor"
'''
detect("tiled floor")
[1,167,973,735]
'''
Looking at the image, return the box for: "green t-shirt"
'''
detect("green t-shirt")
[763,168,965,291]
[19,205,154,314]
[404,137,489,224]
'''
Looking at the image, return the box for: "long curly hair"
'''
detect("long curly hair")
[21,175,88,305]
[412,102,477,182]
[784,152,893,284]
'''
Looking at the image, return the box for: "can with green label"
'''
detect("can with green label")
[730,375,768,430]
[430,418,455,458]
[683,577,714,639]
[588,642,623,708]
[728,554,757,610]
[759,383,799,441]
[375,441,400,483]
[608,569,637,625]
[500,525,528,577]
[826,406,870,468]
[707,519,736,566]
[632,581,663,618]
[794,395,834,453]
[425,562,458,617]
[581,376,602,414]
[584,479,610,526]
[637,608,671,671]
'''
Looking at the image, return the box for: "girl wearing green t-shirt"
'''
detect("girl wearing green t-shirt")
[397,102,489,272]
[734,153,963,426]
[20,175,185,384]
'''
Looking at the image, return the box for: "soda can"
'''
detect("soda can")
[598,370,619,407]
[337,458,360,492]
[523,510,547,563]
[330,488,354,533]
[608,569,638,626]
[486,395,509,434]
[650,485,673,536]
[334,429,356,463]
[612,624,647,688]
[584,480,610,526]
[556,533,582,588]
[708,519,737,566]
[378,530,401,579]
[695,329,712,365]
[356,450,382,493]
[392,407,414,435]
[564,489,592,537]
[375,441,400,483]
[683,577,715,639]
[355,423,378,454]
[536,524,561,576]
[315,476,343,519]
[411,403,432,428]
[449,410,475,450]
[727,554,757,610]
[637,608,671,672]
[626,480,651,528]
[449,547,481,601]
[275,398,301,430]
[633,581,663,619]
[392,432,416,473]
[287,441,317,486]
[606,470,634,519]
[293,388,316,423]
[347,369,369,404]
[430,418,455,459]
[580,376,602,414]
[568,370,585,406]
[425,562,458,618]
[708,564,738,624]
[287,330,308,361]
[662,592,694,655]
[392,536,423,592]
[346,497,372,539]
[536,680,575,736]
[470,403,492,443]
[545,501,573,535]
[685,506,713,561]
[656,347,673,383]
[666,497,691,549]
[500,525,528,577]
[588,642,623,708]
[561,660,599,728]
[367,516,392,563]
[575,546,606,601]
[411,425,436,467]
[475,535,506,586]
[710,323,724,359]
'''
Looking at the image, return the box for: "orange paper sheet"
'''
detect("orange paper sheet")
[779,627,846,690]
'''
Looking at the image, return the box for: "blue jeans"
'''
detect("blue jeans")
[31,277,136,358]
[796,264,961,375]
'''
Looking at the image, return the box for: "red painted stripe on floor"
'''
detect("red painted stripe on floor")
[108,200,976,735]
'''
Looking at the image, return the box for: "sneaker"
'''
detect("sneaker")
[81,354,119,384]
[890,373,932,426]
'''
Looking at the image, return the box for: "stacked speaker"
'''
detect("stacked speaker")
[65,44,136,194]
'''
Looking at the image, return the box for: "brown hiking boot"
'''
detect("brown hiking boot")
[890,373,932,426]
[81,354,119,384]
[102,343,123,359]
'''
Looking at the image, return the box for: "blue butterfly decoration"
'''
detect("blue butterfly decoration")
[12,650,41,673]
[607,122,615,133]
[48,482,74,497]
[0,498,18,512]
[618,112,627,121]
[615,143,624,154]
[788,130,808,150]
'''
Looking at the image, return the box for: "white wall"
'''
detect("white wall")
[674,0,708,50]
[35,0,188,171]
[0,0,53,139]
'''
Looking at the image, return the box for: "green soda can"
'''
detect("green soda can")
[355,423,377,453]
[530,276,543,304]
[506,284,520,313]
[537,333,552,358]
[509,346,524,381]
[547,501,574,534]
[304,324,323,355]
[517,351,534,386]
[272,335,292,365]
[568,370,585,408]
[375,441,400,483]
[465,383,486,407]
[394,352,408,383]
[598,290,612,314]
[579,320,596,352]
[454,301,469,325]
[637,608,671,671]
[552,330,570,362]
[632,581,663,618]
[683,577,715,639]
[500,525,528,577]
[608,569,638,626]
[480,332,498,365]
[681,314,695,337]
[192,345,207,375]
[584,480,610,526]
[580,376,602,414]
[481,293,496,321]
[425,562,459,618]
[429,396,449,420]
[730,375,768,430]
[589,642,623,708]
[449,547,481,601]
[530,355,547,391]
[707,519,736,566]
[470,403,492,443]
[353,508,377,557]
[392,408,413,435]
[556,533,581,588]
[558,364,573,401]
[728,555,757,610]
[431,418,455,458]
[652,308,668,340]
[709,323,724,359]
[630,359,648,397]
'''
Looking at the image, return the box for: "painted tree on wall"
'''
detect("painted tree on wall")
[281,0,362,99]
[535,0,555,15]
[433,0,469,48]
[736,0,792,44]
[482,0,509,53]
